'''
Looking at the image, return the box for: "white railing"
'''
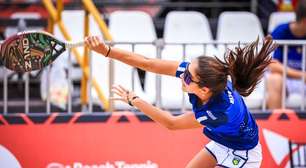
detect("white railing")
[1,39,306,114]
[278,41,306,111]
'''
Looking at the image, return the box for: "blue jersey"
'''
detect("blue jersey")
[176,62,259,150]
[271,23,306,70]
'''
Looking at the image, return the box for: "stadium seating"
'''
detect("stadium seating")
[217,11,264,49]
[42,10,109,109]
[109,10,157,109]
[268,12,305,109]
[2,9,304,111]
[268,12,295,33]
[4,12,42,38]
[163,11,219,59]
[217,11,266,109]
[287,92,306,109]
[161,11,219,109]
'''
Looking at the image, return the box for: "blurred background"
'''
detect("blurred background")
[1,0,303,113]
[0,1,305,168]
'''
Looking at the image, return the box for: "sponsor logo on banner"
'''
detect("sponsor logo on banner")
[47,160,159,168]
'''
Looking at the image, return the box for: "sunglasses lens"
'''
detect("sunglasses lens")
[183,71,191,85]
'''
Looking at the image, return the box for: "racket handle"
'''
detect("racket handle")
[65,41,85,48]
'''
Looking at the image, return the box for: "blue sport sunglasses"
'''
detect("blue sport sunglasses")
[183,64,201,85]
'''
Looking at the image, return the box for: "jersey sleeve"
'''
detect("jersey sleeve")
[273,47,283,62]
[271,25,286,63]
[175,61,189,78]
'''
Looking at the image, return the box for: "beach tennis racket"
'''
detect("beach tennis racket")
[0,30,84,72]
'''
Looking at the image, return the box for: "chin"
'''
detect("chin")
[181,86,187,92]
[182,87,193,94]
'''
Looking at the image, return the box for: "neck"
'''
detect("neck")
[290,22,306,37]
[199,92,213,105]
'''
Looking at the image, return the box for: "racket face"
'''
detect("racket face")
[0,31,66,72]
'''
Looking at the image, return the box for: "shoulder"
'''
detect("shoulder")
[211,81,243,114]
[273,23,290,32]
[209,90,232,112]
[271,23,292,39]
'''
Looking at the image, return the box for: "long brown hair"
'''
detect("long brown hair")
[196,36,277,97]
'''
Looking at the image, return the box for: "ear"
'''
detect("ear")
[200,87,210,94]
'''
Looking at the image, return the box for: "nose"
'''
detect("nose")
[180,74,186,86]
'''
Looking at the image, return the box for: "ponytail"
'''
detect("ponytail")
[216,36,277,97]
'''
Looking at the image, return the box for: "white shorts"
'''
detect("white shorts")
[205,141,262,168]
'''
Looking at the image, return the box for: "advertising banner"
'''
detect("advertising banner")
[0,110,305,168]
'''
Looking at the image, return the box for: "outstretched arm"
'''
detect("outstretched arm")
[112,85,202,130]
[85,36,179,77]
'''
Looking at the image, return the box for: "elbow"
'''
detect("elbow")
[164,120,179,130]
[269,64,282,74]
[166,125,178,130]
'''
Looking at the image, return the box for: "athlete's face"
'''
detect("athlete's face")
[180,59,211,100]
[180,60,199,92]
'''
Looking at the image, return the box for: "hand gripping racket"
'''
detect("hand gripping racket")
[0,31,84,72]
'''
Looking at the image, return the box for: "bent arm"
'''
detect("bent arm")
[132,98,203,130]
[269,60,306,79]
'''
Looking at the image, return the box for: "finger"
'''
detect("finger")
[117,85,128,93]
[86,36,93,43]
[112,85,125,94]
[84,36,91,47]
[87,37,94,47]
[88,36,98,47]
[111,89,124,97]
[92,36,100,46]
[111,85,122,94]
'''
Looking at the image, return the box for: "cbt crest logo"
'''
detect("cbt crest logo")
[232,157,241,165]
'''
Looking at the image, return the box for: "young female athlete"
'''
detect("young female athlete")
[85,36,276,168]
